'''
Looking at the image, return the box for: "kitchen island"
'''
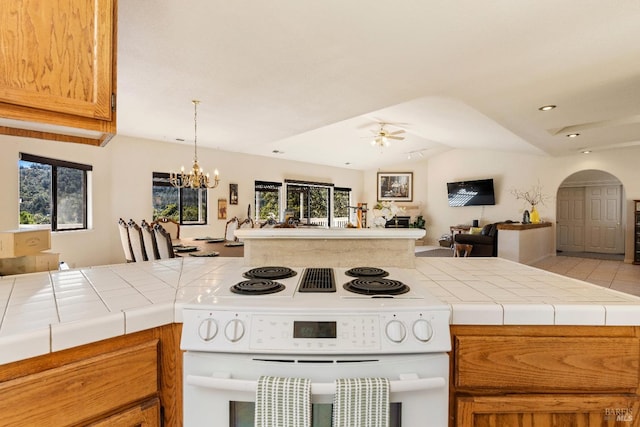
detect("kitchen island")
[235,227,425,267]
[1,257,640,425]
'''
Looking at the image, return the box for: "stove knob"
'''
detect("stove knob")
[198,318,218,342]
[385,320,406,343]
[225,319,245,342]
[412,319,433,342]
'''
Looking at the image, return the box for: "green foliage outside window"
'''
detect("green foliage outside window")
[19,154,89,231]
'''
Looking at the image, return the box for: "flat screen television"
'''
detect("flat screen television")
[447,178,496,207]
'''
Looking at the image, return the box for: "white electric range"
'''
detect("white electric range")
[180,265,452,427]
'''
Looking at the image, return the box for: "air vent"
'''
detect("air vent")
[298,268,336,293]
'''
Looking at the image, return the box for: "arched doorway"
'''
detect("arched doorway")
[556,170,625,256]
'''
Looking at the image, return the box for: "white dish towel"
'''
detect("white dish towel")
[332,377,390,427]
[255,375,311,427]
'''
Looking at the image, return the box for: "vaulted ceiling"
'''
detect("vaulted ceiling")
[117,1,640,170]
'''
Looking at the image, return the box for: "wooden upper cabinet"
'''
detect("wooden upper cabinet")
[0,0,117,146]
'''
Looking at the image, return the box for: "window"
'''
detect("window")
[333,187,351,227]
[254,181,281,221]
[19,153,91,231]
[285,180,333,227]
[152,172,207,225]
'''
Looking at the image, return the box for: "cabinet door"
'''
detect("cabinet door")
[456,395,639,427]
[0,340,158,426]
[86,398,160,427]
[0,0,115,122]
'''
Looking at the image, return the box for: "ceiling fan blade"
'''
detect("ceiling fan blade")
[387,135,405,140]
[387,130,405,136]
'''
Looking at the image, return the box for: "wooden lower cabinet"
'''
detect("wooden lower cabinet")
[86,398,161,427]
[457,395,639,426]
[0,324,182,427]
[450,325,640,427]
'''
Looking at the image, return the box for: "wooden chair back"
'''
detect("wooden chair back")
[154,217,180,239]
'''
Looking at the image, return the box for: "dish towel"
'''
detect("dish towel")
[332,377,390,427]
[255,375,311,427]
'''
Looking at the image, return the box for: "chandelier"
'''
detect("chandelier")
[170,100,220,189]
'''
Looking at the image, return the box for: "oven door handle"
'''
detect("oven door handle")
[186,374,446,395]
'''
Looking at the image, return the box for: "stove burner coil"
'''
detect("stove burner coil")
[231,279,286,295]
[343,278,409,296]
[345,267,389,278]
[242,266,297,280]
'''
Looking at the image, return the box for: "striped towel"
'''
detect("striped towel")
[255,375,311,427]
[332,377,390,427]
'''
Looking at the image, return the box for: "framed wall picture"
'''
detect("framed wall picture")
[229,183,238,205]
[377,172,413,202]
[218,198,227,220]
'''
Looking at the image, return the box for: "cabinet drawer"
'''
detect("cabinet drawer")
[0,340,159,426]
[455,335,640,392]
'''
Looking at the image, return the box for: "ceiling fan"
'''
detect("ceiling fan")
[369,123,405,147]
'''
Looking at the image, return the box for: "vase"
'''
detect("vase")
[530,205,540,223]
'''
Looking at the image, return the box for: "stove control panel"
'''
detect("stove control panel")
[181,308,451,354]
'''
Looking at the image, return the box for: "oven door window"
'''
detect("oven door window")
[229,402,401,426]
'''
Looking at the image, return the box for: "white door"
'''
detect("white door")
[584,185,624,253]
[556,186,624,254]
[556,187,585,252]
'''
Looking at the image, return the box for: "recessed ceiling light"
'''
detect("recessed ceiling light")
[567,133,580,138]
[272,150,284,154]
[538,105,557,111]
[581,150,591,154]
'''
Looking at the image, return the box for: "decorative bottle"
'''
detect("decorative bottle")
[530,205,540,224]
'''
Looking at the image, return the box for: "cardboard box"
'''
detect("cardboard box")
[0,252,59,276]
[0,229,51,258]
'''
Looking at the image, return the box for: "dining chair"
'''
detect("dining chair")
[118,218,135,262]
[154,224,176,259]
[154,217,180,240]
[127,219,147,262]
[225,217,239,241]
[141,219,160,260]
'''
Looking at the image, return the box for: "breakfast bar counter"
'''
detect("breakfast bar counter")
[235,227,426,267]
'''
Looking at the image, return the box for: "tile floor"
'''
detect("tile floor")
[532,256,640,297]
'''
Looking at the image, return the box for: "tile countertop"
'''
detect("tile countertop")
[1,257,640,365]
